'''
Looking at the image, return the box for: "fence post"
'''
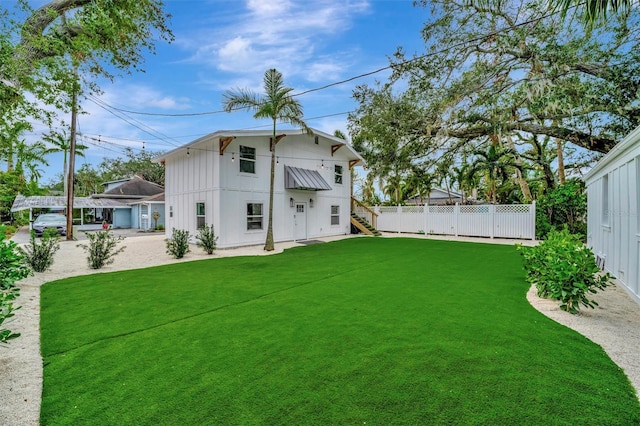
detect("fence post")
[424,204,429,235]
[531,200,536,240]
[397,205,402,234]
[490,204,495,239]
[454,203,459,237]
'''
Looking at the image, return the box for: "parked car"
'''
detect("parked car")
[32,214,67,237]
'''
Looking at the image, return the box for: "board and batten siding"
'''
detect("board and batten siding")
[164,138,220,242]
[161,130,356,249]
[585,125,640,304]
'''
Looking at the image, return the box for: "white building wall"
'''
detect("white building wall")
[586,127,640,304]
[163,131,357,249]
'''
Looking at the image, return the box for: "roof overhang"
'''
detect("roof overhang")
[284,165,332,191]
[11,195,129,212]
[152,128,366,167]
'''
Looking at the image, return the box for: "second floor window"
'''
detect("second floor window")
[335,165,343,184]
[240,145,256,174]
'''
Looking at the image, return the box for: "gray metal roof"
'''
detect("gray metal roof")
[11,194,129,212]
[284,165,332,191]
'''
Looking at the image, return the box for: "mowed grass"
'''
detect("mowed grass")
[40,238,640,425]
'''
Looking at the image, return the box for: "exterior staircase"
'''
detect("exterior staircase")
[350,213,381,236]
[350,197,381,236]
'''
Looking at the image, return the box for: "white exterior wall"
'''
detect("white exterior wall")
[585,126,640,304]
[164,138,220,242]
[162,131,357,249]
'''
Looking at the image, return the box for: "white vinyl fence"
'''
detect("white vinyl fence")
[374,202,535,240]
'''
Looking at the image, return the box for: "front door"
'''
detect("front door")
[294,203,307,241]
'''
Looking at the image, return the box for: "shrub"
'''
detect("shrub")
[0,240,31,343]
[22,229,60,272]
[166,228,190,259]
[1,224,17,240]
[156,224,165,231]
[77,230,126,269]
[536,179,587,240]
[196,224,218,255]
[517,229,611,314]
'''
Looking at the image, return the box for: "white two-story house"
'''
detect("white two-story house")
[153,128,365,249]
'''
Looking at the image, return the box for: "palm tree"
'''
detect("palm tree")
[14,140,49,183]
[471,0,630,26]
[223,68,311,251]
[469,144,523,204]
[404,167,435,205]
[43,130,89,193]
[0,121,31,172]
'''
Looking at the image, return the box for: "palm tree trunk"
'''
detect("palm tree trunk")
[264,122,277,251]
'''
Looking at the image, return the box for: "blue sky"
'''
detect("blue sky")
[24,0,432,183]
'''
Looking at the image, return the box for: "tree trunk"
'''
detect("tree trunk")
[264,123,276,251]
[556,137,566,185]
[505,135,532,202]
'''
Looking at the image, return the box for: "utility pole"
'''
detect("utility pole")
[66,66,78,240]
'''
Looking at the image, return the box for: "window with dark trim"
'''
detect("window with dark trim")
[196,202,205,229]
[240,145,256,174]
[334,165,343,184]
[247,203,263,230]
[331,205,340,225]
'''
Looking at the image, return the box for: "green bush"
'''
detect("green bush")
[196,224,218,255]
[518,229,611,314]
[22,229,61,272]
[0,240,31,343]
[156,224,165,231]
[77,230,126,269]
[166,228,190,259]
[1,224,17,240]
[536,179,587,240]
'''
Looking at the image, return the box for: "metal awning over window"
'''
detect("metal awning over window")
[284,165,332,191]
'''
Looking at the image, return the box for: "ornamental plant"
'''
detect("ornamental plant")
[166,228,190,259]
[517,228,611,314]
[0,240,31,344]
[196,224,218,255]
[77,230,126,269]
[22,229,60,272]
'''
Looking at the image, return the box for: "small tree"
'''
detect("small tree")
[536,178,587,240]
[0,240,31,344]
[518,229,611,314]
[22,228,60,272]
[166,228,190,259]
[77,230,126,269]
[196,224,218,255]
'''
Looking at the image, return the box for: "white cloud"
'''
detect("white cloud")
[186,0,371,86]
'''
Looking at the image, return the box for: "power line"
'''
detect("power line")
[95,9,560,118]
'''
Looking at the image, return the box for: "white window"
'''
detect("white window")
[247,203,263,230]
[331,205,340,225]
[602,174,609,226]
[334,165,343,184]
[196,202,205,229]
[240,145,256,174]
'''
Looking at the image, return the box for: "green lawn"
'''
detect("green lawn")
[40,238,640,425]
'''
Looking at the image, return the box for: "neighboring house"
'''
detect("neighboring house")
[585,125,640,305]
[154,128,364,248]
[11,176,165,231]
[405,188,465,205]
[93,175,165,229]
